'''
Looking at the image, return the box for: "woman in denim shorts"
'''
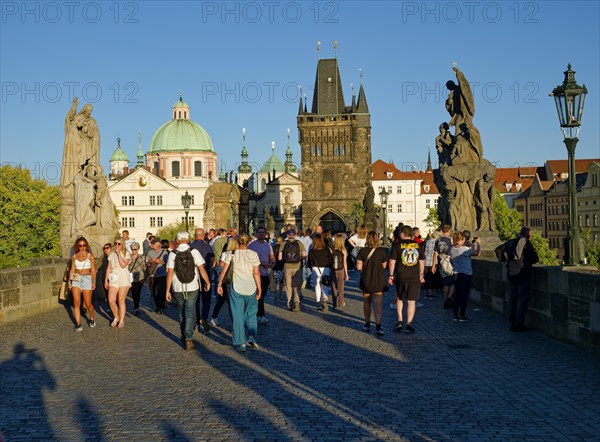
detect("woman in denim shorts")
[68,237,97,331]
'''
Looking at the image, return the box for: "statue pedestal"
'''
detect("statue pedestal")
[473,230,502,259]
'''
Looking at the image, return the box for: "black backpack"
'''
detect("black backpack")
[173,249,196,284]
[332,250,344,270]
[283,241,301,263]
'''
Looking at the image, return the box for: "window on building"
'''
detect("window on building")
[341,145,346,155]
[122,217,128,227]
[121,196,127,206]
[150,196,155,205]
[387,186,392,194]
[586,215,590,227]
[128,196,134,206]
[184,111,187,119]
[397,203,402,212]
[434,199,438,208]
[183,217,195,226]
[594,214,598,227]
[172,161,180,177]
[195,161,202,177]
[426,199,431,209]
[129,217,135,227]
[157,217,163,227]
[397,186,402,193]
[424,185,430,193]
[150,217,156,227]
[157,195,163,205]
[388,204,393,213]
[334,146,339,155]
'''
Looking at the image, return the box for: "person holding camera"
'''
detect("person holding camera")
[128,241,146,315]
[307,234,333,312]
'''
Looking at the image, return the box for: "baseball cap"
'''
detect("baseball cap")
[176,232,190,241]
[286,229,297,236]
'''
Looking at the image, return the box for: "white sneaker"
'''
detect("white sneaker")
[210,318,220,327]
[389,302,396,310]
[259,316,270,325]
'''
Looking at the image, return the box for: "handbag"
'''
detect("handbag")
[222,251,235,285]
[129,257,140,283]
[59,281,68,300]
[316,267,331,287]
[70,273,81,282]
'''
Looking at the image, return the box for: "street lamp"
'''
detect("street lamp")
[181,190,192,232]
[550,64,588,265]
[379,187,389,246]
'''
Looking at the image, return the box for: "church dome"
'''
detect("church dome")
[260,142,285,173]
[148,95,214,154]
[110,138,128,161]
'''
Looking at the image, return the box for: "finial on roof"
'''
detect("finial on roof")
[117,136,121,147]
[359,68,363,85]
[452,61,457,68]
[138,129,141,144]
[334,40,338,58]
[317,41,321,59]
[179,91,183,101]
[242,128,246,148]
[272,141,275,152]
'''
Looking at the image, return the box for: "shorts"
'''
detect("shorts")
[108,271,131,289]
[395,280,421,301]
[442,275,455,287]
[71,275,92,291]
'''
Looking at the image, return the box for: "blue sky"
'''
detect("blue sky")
[1,1,599,184]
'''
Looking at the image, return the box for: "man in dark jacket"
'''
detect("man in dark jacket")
[507,227,539,332]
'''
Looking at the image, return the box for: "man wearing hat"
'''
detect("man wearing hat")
[278,227,307,311]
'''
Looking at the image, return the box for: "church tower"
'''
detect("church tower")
[297,56,372,232]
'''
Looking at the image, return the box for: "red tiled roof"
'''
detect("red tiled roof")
[372,160,439,193]
[494,167,535,194]
[546,159,600,177]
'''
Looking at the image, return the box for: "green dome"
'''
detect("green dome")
[260,152,285,173]
[148,119,214,153]
[111,146,128,161]
[173,98,189,108]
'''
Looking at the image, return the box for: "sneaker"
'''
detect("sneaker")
[184,339,195,351]
[75,324,83,332]
[453,316,460,322]
[89,320,96,328]
[459,316,468,322]
[394,321,403,331]
[236,344,247,352]
[199,319,211,333]
[405,324,416,333]
[363,323,371,331]
[376,328,385,336]
[258,316,270,325]
[247,338,259,349]
[317,305,323,311]
[389,302,397,310]
[210,318,220,327]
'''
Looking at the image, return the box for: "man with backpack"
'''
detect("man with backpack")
[166,232,212,350]
[278,228,307,311]
[496,227,539,332]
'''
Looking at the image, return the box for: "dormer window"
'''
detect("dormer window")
[515,183,522,191]
[505,182,512,192]
[386,171,393,179]
[424,185,430,193]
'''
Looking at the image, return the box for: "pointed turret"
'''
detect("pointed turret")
[427,145,432,172]
[298,95,304,115]
[238,128,252,173]
[284,128,298,173]
[136,130,144,168]
[357,84,369,113]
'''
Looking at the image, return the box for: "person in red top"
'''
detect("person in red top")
[412,227,424,244]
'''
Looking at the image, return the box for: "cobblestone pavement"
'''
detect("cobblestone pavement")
[1,272,599,441]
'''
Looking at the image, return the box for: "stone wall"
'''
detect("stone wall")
[471,258,600,353]
[0,258,67,323]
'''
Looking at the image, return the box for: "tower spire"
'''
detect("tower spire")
[427,144,432,172]
[238,127,252,173]
[136,130,144,168]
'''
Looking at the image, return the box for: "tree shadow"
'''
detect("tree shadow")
[160,421,192,442]
[0,343,56,440]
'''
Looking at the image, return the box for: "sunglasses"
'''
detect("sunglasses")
[78,244,86,248]
[115,242,122,245]
[103,246,111,250]
[131,248,138,251]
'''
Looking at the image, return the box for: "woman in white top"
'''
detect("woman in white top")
[68,237,97,331]
[217,234,261,352]
[105,237,131,328]
[348,225,368,248]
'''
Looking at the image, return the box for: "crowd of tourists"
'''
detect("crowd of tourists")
[66,221,536,351]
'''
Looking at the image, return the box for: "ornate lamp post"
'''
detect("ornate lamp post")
[379,187,389,246]
[550,64,588,265]
[181,190,192,232]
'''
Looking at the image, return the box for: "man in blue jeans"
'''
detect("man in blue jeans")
[166,232,211,350]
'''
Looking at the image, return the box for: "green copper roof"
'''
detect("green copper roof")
[148,119,214,153]
[260,152,285,173]
[173,96,189,108]
[111,145,129,161]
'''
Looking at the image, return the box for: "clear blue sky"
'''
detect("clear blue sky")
[1,1,599,184]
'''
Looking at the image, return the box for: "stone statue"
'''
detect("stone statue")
[59,101,119,257]
[363,185,375,215]
[61,98,100,189]
[265,212,275,235]
[434,66,496,235]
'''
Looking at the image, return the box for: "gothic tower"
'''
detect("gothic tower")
[297,58,372,232]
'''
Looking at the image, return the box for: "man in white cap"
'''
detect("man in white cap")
[278,228,307,311]
[166,232,211,350]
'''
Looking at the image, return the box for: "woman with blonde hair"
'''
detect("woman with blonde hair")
[331,233,349,311]
[105,236,131,328]
[68,237,97,331]
[356,231,389,335]
[217,234,261,351]
[348,224,368,262]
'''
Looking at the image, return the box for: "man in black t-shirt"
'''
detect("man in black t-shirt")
[388,225,425,333]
